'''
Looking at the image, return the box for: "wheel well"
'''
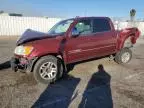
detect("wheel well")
[122,34,135,48]
[31,53,65,72]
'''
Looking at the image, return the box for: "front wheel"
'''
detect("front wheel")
[33,55,63,84]
[115,48,132,64]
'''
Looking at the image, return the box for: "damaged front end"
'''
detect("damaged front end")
[11,56,38,73]
[11,29,50,73]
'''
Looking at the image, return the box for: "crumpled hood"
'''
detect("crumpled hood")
[16,29,52,45]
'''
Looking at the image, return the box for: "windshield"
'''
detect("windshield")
[48,19,74,35]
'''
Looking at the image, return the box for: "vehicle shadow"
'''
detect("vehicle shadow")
[32,75,80,108]
[0,61,11,70]
[78,64,113,108]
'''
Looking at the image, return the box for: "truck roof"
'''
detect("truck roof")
[75,16,110,19]
[66,16,111,21]
[73,16,110,20]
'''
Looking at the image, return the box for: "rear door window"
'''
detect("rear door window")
[92,18,111,33]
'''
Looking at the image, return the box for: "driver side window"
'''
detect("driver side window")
[73,19,92,36]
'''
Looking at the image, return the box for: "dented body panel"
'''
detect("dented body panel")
[116,27,140,50]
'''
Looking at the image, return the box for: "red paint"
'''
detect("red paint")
[116,27,140,50]
[17,17,140,64]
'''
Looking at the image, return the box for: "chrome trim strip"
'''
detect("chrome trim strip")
[68,45,115,54]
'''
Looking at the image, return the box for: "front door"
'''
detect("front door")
[65,19,94,63]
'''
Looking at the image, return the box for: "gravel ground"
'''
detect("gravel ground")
[0,36,144,108]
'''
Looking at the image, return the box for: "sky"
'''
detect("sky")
[0,0,144,19]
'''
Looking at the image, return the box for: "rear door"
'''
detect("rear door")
[89,18,116,57]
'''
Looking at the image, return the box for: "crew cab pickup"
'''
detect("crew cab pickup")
[11,17,140,84]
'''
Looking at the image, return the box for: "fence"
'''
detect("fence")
[0,16,62,36]
[0,16,144,37]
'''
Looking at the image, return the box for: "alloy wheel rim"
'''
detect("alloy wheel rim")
[121,52,130,63]
[39,62,57,80]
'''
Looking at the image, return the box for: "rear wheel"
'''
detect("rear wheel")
[33,55,63,84]
[115,48,132,64]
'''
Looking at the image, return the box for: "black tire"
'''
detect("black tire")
[33,55,63,84]
[115,48,132,64]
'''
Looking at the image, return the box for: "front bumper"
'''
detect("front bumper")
[11,57,38,72]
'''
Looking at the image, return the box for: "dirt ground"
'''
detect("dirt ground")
[0,36,144,108]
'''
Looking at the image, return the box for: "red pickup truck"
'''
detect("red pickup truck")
[11,17,140,84]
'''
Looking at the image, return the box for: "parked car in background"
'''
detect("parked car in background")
[11,17,140,84]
